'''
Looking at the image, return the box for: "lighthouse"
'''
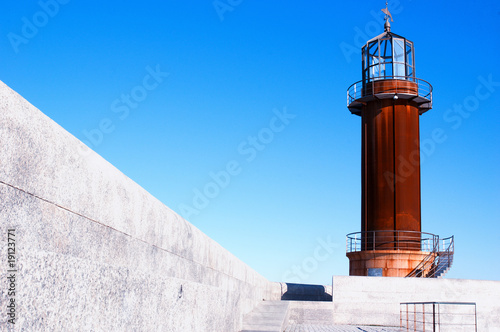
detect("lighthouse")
[345,5,454,277]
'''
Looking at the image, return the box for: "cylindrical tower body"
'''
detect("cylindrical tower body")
[362,82,422,251]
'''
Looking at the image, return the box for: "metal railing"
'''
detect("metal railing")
[406,236,454,278]
[346,76,433,107]
[400,302,477,332]
[440,236,454,254]
[346,231,454,278]
[346,230,438,253]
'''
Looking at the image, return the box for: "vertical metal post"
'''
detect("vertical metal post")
[400,305,404,330]
[406,303,409,331]
[474,303,477,332]
[413,303,416,332]
[422,303,425,332]
[432,303,436,332]
[437,303,440,332]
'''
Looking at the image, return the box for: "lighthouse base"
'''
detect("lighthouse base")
[347,250,432,277]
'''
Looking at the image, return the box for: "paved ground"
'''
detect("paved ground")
[241,300,404,332]
[285,324,401,332]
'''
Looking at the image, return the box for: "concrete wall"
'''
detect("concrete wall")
[0,80,280,331]
[286,301,334,325]
[332,275,500,330]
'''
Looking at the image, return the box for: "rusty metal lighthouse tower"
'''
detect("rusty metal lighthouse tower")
[345,4,454,277]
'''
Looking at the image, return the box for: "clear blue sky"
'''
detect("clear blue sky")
[1,0,499,284]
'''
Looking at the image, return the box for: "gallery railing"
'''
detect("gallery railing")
[347,76,433,107]
[346,230,438,253]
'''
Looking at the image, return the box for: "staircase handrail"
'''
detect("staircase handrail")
[427,235,454,278]
[439,235,454,253]
[405,234,440,278]
[407,235,455,278]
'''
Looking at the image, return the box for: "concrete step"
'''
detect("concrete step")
[240,301,290,332]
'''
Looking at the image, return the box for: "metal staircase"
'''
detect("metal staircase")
[406,236,454,278]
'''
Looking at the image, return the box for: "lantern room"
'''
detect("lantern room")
[362,27,415,84]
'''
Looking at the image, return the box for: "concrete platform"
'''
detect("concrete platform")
[332,276,500,330]
[242,300,400,332]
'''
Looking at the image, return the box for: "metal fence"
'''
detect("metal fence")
[400,302,477,332]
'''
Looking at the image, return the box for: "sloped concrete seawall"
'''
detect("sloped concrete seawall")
[0,81,280,331]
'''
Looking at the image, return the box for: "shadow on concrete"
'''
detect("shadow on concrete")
[281,283,332,302]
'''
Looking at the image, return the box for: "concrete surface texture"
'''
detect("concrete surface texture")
[286,301,334,326]
[285,325,400,332]
[242,300,401,332]
[0,80,280,331]
[240,301,290,332]
[332,275,500,330]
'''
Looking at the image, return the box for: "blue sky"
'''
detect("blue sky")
[1,0,499,284]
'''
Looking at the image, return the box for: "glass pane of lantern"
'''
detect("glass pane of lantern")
[362,47,367,70]
[393,38,405,63]
[406,42,413,67]
[380,38,392,61]
[369,41,379,57]
[407,66,414,79]
[367,42,379,81]
[371,58,380,79]
[394,62,405,78]
[382,62,392,78]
